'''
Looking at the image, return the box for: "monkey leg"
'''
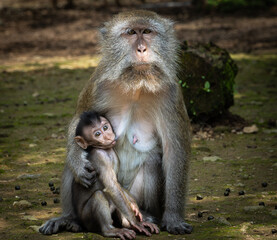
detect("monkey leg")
[80,190,136,240]
[129,154,163,221]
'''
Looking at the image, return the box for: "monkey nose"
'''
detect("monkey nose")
[137,44,147,54]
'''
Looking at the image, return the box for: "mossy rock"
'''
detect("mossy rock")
[178,41,238,121]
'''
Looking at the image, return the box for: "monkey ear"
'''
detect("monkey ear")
[74,136,88,149]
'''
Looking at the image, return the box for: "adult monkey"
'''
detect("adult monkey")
[40,10,192,235]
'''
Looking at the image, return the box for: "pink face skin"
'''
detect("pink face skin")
[75,117,116,150]
[122,27,156,63]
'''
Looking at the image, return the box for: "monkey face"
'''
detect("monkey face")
[99,10,179,89]
[121,27,155,63]
[83,117,116,149]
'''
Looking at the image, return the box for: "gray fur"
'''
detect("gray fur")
[40,10,192,235]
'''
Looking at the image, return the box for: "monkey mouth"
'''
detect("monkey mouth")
[117,63,167,93]
[132,63,151,71]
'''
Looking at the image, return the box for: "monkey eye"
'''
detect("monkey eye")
[127,29,136,35]
[103,125,108,131]
[143,29,152,34]
[95,131,101,137]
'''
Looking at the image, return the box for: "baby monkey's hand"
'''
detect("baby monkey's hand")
[130,202,143,222]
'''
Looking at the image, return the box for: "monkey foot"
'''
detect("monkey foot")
[39,216,82,235]
[161,215,193,234]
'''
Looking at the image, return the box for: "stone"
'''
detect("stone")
[29,143,37,148]
[270,210,277,217]
[263,129,277,134]
[243,125,259,134]
[179,41,237,121]
[214,217,231,226]
[243,206,265,212]
[29,225,41,232]
[203,156,222,162]
[13,200,32,209]
[17,174,41,180]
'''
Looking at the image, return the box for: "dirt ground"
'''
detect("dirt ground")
[0,1,277,240]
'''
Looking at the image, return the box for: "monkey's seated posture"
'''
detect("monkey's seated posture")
[72,111,159,239]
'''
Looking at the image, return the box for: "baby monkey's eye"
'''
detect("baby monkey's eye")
[143,29,152,34]
[95,131,101,137]
[103,125,108,131]
[127,29,136,35]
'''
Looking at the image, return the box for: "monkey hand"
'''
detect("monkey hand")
[129,221,152,237]
[130,202,143,222]
[75,159,97,188]
[140,221,159,234]
[161,212,193,234]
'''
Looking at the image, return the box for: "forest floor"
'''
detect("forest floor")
[0,1,277,240]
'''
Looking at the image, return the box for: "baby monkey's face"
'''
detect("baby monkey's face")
[83,117,116,149]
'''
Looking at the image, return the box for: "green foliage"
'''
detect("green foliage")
[203,81,211,92]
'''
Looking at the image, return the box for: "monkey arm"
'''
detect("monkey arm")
[66,116,97,188]
[121,189,143,222]
[94,151,137,223]
[159,86,192,234]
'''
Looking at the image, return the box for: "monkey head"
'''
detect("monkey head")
[98,10,179,93]
[75,112,116,150]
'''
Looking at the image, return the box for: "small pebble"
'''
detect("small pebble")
[207,216,214,221]
[259,202,265,206]
[197,212,203,218]
[239,191,245,196]
[224,191,229,196]
[50,186,55,192]
[48,181,54,187]
[15,185,21,190]
[272,229,277,234]
[196,195,203,200]
[262,182,268,187]
[53,198,60,204]
[41,201,47,206]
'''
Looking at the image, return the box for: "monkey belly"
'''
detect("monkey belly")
[115,136,161,189]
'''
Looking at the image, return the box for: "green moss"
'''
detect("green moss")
[178,42,237,121]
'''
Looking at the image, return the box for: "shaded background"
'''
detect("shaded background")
[0,0,276,62]
[0,1,277,240]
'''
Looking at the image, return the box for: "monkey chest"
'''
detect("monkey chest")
[109,106,158,153]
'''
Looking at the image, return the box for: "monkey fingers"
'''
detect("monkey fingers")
[104,228,136,240]
[141,221,160,234]
[84,160,94,173]
[161,218,193,234]
[130,222,151,236]
[39,217,68,235]
[76,162,97,188]
[130,203,142,222]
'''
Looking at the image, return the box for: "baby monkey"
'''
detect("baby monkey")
[72,111,159,240]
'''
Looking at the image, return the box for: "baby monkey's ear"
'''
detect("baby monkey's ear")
[74,136,88,149]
